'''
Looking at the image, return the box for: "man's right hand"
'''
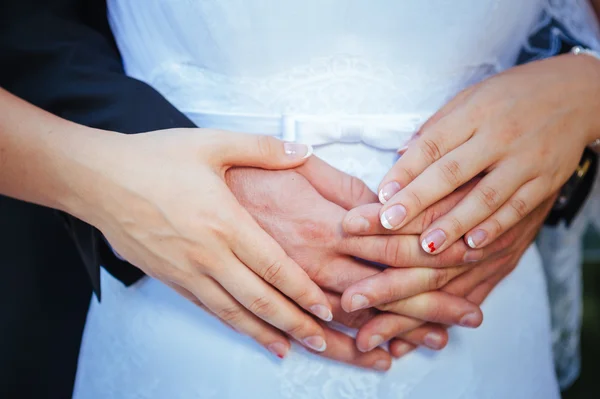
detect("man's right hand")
[71,128,335,359]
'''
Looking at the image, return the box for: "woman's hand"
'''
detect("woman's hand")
[376,53,600,254]
[72,128,333,358]
[342,179,555,354]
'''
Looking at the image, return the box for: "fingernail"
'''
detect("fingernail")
[393,342,413,358]
[310,304,333,322]
[373,359,391,372]
[283,142,313,159]
[366,335,385,352]
[459,312,481,328]
[267,342,288,359]
[397,145,409,155]
[350,294,370,312]
[378,181,402,204]
[380,205,407,230]
[344,216,370,233]
[463,249,484,263]
[421,229,447,253]
[467,230,488,249]
[303,336,327,352]
[424,333,443,350]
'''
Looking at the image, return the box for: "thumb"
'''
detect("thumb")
[216,133,313,169]
[296,156,378,210]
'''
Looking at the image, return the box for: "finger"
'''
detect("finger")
[326,291,379,329]
[379,136,500,233]
[215,132,313,168]
[310,257,380,294]
[343,180,477,236]
[339,234,484,268]
[377,103,478,204]
[341,265,471,312]
[464,178,548,249]
[355,312,426,352]
[186,275,291,359]
[388,340,417,358]
[213,253,329,353]
[315,326,392,371]
[392,324,449,351]
[231,210,333,321]
[442,255,509,297]
[377,291,483,328]
[419,162,532,254]
[296,156,378,209]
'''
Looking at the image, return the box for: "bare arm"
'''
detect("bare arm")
[0,88,114,216]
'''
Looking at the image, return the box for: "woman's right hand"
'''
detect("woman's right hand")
[71,128,332,359]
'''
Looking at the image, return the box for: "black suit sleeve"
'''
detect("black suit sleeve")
[0,0,197,297]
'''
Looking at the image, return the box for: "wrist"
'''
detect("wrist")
[565,49,600,144]
[55,125,128,225]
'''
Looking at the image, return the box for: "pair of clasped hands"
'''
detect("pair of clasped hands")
[94,55,599,372]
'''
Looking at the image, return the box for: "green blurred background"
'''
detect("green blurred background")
[563,228,600,399]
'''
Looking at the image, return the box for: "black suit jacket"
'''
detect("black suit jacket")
[1,0,198,297]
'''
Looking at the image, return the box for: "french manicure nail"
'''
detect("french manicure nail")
[467,230,488,249]
[380,205,407,230]
[421,229,447,253]
[373,359,391,372]
[310,304,333,322]
[378,181,402,204]
[267,342,288,359]
[459,312,481,328]
[303,336,327,352]
[283,142,313,159]
[345,216,370,233]
[350,294,370,312]
[397,145,409,155]
[424,333,443,350]
[367,335,385,351]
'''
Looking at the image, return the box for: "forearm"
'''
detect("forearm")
[0,88,115,218]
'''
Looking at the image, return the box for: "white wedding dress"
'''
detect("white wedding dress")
[73,1,570,398]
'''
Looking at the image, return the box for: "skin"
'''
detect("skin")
[376,53,600,257]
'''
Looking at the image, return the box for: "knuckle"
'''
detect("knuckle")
[446,215,465,236]
[438,159,464,187]
[383,238,405,266]
[476,185,502,212]
[419,138,444,164]
[406,189,423,209]
[420,206,439,233]
[489,217,504,238]
[428,269,449,291]
[261,259,286,286]
[509,197,529,219]
[255,135,275,158]
[346,175,368,202]
[284,320,311,337]
[424,298,443,321]
[402,167,418,183]
[216,305,244,325]
[248,296,276,319]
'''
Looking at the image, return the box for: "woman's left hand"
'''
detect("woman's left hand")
[377,53,600,254]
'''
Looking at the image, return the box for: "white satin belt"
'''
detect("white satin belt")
[184,111,431,150]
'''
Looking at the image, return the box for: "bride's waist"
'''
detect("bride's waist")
[186,111,426,151]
